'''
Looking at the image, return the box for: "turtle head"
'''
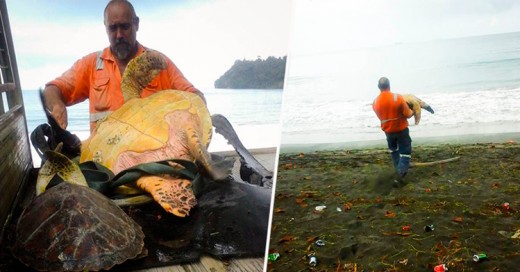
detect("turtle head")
[121,50,167,101]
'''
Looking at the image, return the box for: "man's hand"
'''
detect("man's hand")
[50,103,68,129]
[43,85,68,129]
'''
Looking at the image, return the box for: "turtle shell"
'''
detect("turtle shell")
[12,182,145,272]
[80,90,212,175]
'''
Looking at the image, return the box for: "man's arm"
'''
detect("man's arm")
[43,85,68,129]
[43,53,95,129]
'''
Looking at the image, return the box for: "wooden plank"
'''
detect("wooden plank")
[227,258,265,272]
[133,256,265,272]
[197,256,227,271]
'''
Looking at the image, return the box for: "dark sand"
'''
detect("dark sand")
[268,138,520,271]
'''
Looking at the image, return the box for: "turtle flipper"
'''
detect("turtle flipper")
[423,105,434,114]
[211,114,273,187]
[415,95,435,114]
[135,176,197,217]
[36,146,88,195]
[412,102,422,125]
[185,126,229,181]
[403,94,427,125]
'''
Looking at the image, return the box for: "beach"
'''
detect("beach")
[268,135,520,271]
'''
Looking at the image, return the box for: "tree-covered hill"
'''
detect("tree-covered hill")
[214,56,287,89]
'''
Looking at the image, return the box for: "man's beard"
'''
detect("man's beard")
[112,39,134,61]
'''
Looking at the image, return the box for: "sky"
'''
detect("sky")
[7,0,293,90]
[7,0,520,90]
[289,0,520,55]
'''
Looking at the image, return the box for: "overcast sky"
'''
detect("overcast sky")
[7,0,293,90]
[289,0,520,55]
[8,0,519,90]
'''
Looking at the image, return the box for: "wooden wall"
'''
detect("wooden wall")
[0,105,32,228]
[0,0,33,236]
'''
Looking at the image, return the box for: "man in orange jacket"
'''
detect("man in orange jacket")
[372,77,414,177]
[43,0,205,132]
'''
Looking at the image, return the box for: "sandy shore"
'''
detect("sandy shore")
[280,132,520,153]
[268,135,520,271]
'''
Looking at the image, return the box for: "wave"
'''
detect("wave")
[281,87,520,144]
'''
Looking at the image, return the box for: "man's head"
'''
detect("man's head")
[104,0,139,62]
[378,77,390,91]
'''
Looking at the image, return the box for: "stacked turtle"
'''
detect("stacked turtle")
[12,182,145,271]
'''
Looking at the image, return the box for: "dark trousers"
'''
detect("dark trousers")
[385,128,412,177]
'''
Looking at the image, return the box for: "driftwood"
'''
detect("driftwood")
[410,156,461,167]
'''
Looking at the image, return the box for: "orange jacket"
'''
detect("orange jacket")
[372,90,413,134]
[46,43,198,132]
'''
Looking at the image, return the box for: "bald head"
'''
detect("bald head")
[104,0,137,20]
[104,0,139,62]
[378,77,390,90]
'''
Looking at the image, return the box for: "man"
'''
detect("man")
[372,77,414,177]
[43,0,204,132]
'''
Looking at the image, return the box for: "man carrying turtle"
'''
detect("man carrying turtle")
[372,77,414,178]
[43,0,205,132]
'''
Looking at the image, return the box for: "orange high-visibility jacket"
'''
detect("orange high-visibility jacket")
[46,43,198,132]
[372,90,413,134]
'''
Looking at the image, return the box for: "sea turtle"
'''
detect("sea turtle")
[12,182,145,272]
[20,50,273,269]
[79,50,227,217]
[402,94,435,125]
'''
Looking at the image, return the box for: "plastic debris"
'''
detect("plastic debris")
[309,255,317,266]
[315,205,327,211]
[472,253,487,262]
[424,224,435,232]
[315,240,325,247]
[434,264,447,272]
[268,252,280,262]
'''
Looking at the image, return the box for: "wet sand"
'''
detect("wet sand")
[268,137,520,271]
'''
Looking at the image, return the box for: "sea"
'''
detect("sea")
[22,88,282,166]
[280,31,520,150]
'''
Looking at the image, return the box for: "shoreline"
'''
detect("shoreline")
[280,132,520,153]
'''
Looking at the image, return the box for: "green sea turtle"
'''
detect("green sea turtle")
[22,50,273,268]
[402,94,434,125]
[12,182,145,272]
[78,50,226,217]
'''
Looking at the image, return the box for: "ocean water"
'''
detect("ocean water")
[22,88,282,165]
[281,31,520,146]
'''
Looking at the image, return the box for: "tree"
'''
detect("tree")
[214,56,287,89]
